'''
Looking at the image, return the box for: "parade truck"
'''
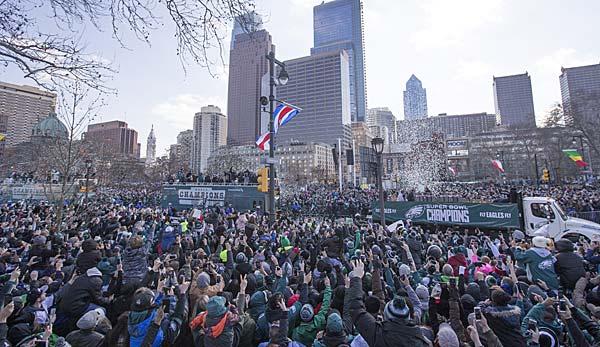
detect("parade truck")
[161,183,266,212]
[373,196,600,241]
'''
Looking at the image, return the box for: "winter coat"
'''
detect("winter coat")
[347,277,429,347]
[65,329,105,347]
[128,310,164,347]
[292,285,332,346]
[76,250,102,274]
[483,304,525,347]
[520,303,563,337]
[59,268,110,319]
[122,247,148,285]
[554,240,586,290]
[513,247,559,290]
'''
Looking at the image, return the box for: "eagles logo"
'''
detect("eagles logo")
[405,205,425,219]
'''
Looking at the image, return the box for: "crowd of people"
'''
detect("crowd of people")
[166,170,258,185]
[1,182,600,347]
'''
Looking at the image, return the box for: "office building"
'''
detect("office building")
[227,30,272,145]
[0,82,56,156]
[351,122,375,184]
[403,75,428,120]
[312,0,367,122]
[192,105,227,174]
[230,11,263,50]
[145,125,156,165]
[560,63,600,126]
[396,112,496,144]
[276,51,353,148]
[493,72,536,128]
[84,120,141,158]
[367,107,396,143]
[278,142,335,183]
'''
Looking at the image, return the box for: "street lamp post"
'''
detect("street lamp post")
[266,51,289,226]
[372,137,385,226]
[84,159,92,203]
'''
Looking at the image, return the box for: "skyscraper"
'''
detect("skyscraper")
[403,75,428,120]
[192,105,227,174]
[367,107,396,143]
[275,51,352,147]
[0,81,56,149]
[227,30,272,145]
[312,0,367,122]
[493,72,536,128]
[84,120,141,158]
[230,11,263,50]
[560,63,600,126]
[145,125,156,165]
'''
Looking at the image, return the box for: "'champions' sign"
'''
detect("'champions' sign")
[177,187,225,205]
[373,201,520,228]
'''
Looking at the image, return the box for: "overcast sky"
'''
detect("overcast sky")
[4,0,600,156]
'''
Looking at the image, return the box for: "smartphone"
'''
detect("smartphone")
[449,277,457,286]
[528,318,537,331]
[34,339,48,347]
[162,298,170,312]
[559,299,567,311]
[474,306,482,320]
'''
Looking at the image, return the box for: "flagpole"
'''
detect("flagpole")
[338,138,343,191]
[352,139,357,187]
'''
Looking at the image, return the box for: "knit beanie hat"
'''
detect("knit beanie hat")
[131,288,155,311]
[466,283,481,301]
[300,303,314,322]
[235,252,248,264]
[76,308,104,330]
[197,272,210,288]
[437,322,460,347]
[460,294,477,312]
[207,296,228,318]
[442,264,454,276]
[383,297,410,320]
[485,275,497,287]
[398,264,411,277]
[415,284,429,301]
[532,236,549,248]
[426,244,442,259]
[326,312,344,334]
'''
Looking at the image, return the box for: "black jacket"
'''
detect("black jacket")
[76,250,102,274]
[554,240,585,290]
[59,268,110,319]
[347,277,429,347]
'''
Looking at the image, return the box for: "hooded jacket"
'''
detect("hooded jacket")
[513,246,559,290]
[347,277,429,347]
[122,246,148,285]
[59,267,110,319]
[292,285,332,346]
[483,304,526,347]
[554,240,585,290]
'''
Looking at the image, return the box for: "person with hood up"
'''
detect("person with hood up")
[292,276,332,346]
[313,311,352,347]
[347,260,429,347]
[122,235,148,285]
[58,267,112,334]
[65,308,106,347]
[76,239,102,274]
[554,239,585,290]
[513,236,560,291]
[482,289,526,347]
[189,295,242,347]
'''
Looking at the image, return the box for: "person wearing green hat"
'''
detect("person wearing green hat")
[190,295,242,347]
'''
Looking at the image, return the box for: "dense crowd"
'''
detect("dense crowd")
[1,182,600,347]
[166,170,258,185]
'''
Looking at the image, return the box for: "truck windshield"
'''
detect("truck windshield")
[553,202,568,221]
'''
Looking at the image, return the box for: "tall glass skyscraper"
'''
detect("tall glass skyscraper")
[403,74,428,120]
[311,0,367,123]
[493,72,536,129]
[230,11,263,50]
[559,63,600,126]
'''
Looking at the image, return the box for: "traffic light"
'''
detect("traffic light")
[542,168,550,182]
[257,167,269,192]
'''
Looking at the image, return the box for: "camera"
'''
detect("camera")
[528,318,537,331]
[474,306,482,320]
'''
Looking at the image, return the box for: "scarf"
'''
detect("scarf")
[189,312,229,338]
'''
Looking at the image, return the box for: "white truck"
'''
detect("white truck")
[377,196,600,241]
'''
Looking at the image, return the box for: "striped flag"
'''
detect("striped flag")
[273,104,300,133]
[256,132,270,151]
[491,159,505,173]
[448,166,457,176]
[563,149,588,167]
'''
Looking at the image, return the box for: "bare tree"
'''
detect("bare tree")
[543,103,565,128]
[1,0,256,91]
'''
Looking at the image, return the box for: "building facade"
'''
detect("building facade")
[493,72,536,128]
[277,142,335,183]
[367,107,396,143]
[230,11,263,50]
[145,125,156,165]
[0,82,56,158]
[276,50,352,149]
[227,30,272,145]
[560,62,600,126]
[396,112,497,144]
[192,105,227,174]
[403,75,428,120]
[84,120,141,158]
[351,122,375,184]
[312,0,367,122]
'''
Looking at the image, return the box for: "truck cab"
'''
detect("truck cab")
[522,197,600,241]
